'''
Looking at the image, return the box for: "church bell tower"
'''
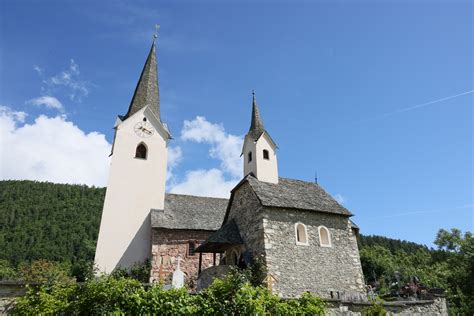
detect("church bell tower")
[242,92,279,183]
[95,38,171,273]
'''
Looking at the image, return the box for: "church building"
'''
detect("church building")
[95,38,365,298]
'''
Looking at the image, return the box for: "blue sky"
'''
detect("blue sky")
[1,0,472,246]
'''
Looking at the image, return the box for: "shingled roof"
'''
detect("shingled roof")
[151,193,228,231]
[195,219,244,253]
[245,93,277,147]
[245,176,352,216]
[122,39,161,121]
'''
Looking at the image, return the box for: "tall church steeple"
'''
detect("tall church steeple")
[242,92,279,183]
[123,38,161,121]
[248,92,265,140]
[95,37,170,273]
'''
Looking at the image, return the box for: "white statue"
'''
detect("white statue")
[172,256,184,289]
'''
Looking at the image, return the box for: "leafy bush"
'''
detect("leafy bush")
[13,282,78,315]
[0,259,18,280]
[12,269,326,315]
[18,259,72,284]
[110,259,151,283]
[362,297,387,316]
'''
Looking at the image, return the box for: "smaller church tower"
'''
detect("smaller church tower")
[242,92,278,183]
[95,37,171,273]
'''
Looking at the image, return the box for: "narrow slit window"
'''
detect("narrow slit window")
[135,143,147,159]
[295,223,308,245]
[248,151,252,163]
[263,149,269,160]
[188,241,196,256]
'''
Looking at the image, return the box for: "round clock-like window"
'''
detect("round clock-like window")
[134,121,155,138]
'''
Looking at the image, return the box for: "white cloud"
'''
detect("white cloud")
[166,146,182,183]
[169,169,238,198]
[168,146,182,168]
[0,109,241,197]
[39,59,90,102]
[28,96,64,111]
[167,116,244,198]
[0,106,111,187]
[181,116,243,177]
[33,65,43,75]
[334,194,346,205]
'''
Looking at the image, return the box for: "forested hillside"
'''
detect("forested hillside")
[0,180,105,265]
[0,180,434,266]
[1,180,472,314]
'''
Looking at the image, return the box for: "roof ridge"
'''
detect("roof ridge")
[165,192,229,201]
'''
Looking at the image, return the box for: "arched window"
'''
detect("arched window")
[135,143,147,159]
[263,149,269,160]
[318,226,332,247]
[228,249,239,265]
[295,223,308,245]
[248,151,252,163]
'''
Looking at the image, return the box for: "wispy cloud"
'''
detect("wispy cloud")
[35,59,92,103]
[33,65,43,75]
[28,96,64,112]
[355,89,474,124]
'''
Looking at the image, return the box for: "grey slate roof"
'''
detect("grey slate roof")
[246,93,277,147]
[349,219,359,230]
[248,93,266,141]
[245,176,352,216]
[123,39,161,121]
[151,193,228,231]
[195,219,244,253]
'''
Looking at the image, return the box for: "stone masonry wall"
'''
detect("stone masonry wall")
[150,228,218,289]
[263,208,365,298]
[226,182,266,260]
[325,297,448,316]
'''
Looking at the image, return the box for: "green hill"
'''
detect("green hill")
[0,179,434,267]
[0,180,104,266]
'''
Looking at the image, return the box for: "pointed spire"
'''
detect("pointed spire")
[248,90,266,140]
[123,37,160,120]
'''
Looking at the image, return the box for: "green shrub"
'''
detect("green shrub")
[12,265,326,315]
[110,259,151,283]
[0,259,18,280]
[362,297,388,316]
[18,259,72,284]
[13,282,77,315]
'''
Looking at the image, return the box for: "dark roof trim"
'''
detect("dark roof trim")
[195,219,244,253]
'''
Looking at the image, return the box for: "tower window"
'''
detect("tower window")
[318,226,332,247]
[143,117,147,121]
[248,151,252,163]
[295,223,308,245]
[135,143,147,159]
[263,149,269,160]
[188,241,196,256]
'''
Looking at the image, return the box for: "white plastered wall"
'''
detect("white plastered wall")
[95,107,168,273]
[243,133,278,184]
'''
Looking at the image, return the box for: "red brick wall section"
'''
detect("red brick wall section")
[150,228,219,289]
